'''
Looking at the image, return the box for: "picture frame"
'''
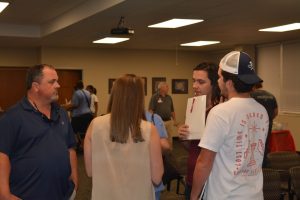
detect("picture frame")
[152,77,166,94]
[172,79,188,94]
[141,76,147,95]
[108,78,116,94]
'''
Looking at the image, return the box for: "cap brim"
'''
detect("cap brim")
[238,74,263,85]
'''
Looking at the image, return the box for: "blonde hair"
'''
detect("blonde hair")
[107,74,145,143]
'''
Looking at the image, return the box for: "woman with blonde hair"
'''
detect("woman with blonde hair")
[84,74,163,200]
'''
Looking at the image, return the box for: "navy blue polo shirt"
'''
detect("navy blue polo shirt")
[0,97,76,200]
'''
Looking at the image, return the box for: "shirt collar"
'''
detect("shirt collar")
[21,96,61,122]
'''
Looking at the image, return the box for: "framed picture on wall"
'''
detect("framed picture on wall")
[172,79,188,94]
[108,78,116,94]
[152,77,166,94]
[141,77,147,95]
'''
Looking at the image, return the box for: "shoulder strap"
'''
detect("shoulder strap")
[81,90,91,108]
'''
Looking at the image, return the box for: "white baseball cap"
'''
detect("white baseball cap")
[220,51,263,84]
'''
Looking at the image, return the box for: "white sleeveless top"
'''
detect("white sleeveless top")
[90,114,155,200]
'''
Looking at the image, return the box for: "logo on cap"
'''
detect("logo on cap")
[248,61,254,71]
[220,51,263,85]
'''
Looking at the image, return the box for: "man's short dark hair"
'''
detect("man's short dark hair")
[221,70,254,93]
[75,80,84,90]
[26,64,54,90]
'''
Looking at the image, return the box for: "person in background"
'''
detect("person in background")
[251,82,278,167]
[149,82,177,149]
[65,80,93,150]
[86,85,99,117]
[191,51,269,200]
[178,62,221,200]
[84,74,163,200]
[0,64,78,200]
[146,111,170,152]
[146,111,170,200]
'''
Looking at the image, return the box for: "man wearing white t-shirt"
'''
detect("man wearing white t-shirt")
[191,51,269,200]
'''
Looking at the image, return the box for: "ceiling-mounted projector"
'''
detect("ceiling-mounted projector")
[111,27,134,35]
[110,16,134,35]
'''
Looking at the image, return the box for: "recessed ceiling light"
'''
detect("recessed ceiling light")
[148,18,203,28]
[0,2,9,13]
[93,37,130,44]
[259,23,300,32]
[180,41,220,47]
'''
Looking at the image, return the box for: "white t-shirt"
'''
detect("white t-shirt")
[90,93,99,114]
[199,98,269,200]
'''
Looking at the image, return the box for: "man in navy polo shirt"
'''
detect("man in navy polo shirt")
[0,64,78,200]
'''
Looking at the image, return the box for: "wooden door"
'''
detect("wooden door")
[56,69,82,105]
[0,67,82,110]
[0,67,27,110]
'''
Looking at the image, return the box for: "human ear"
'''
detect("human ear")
[226,79,234,89]
[32,82,39,92]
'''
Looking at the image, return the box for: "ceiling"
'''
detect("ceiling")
[0,0,300,52]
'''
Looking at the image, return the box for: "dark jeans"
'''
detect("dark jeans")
[185,184,191,200]
[71,113,93,152]
[71,113,93,135]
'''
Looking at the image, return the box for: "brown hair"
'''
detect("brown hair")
[107,74,146,143]
[221,70,254,93]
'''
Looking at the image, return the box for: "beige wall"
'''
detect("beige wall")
[1,46,299,148]
[256,42,300,150]
[40,47,209,129]
[0,47,40,66]
[1,47,209,133]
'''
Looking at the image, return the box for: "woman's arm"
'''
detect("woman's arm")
[149,124,164,185]
[84,123,93,177]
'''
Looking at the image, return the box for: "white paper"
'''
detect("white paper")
[199,181,207,199]
[185,95,206,140]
